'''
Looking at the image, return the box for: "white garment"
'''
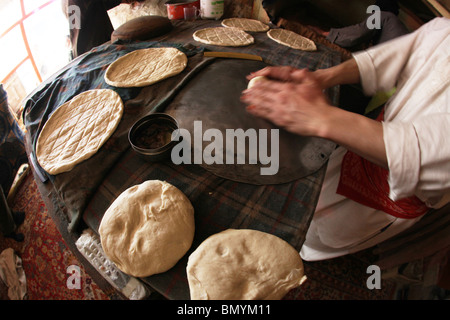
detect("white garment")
[0,248,27,300]
[300,17,450,261]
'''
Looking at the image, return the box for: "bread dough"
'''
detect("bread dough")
[36,89,123,175]
[247,75,269,89]
[267,29,316,51]
[222,18,269,32]
[186,229,307,300]
[99,180,195,277]
[193,27,254,47]
[105,47,187,88]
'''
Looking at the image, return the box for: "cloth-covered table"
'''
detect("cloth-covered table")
[22,19,341,299]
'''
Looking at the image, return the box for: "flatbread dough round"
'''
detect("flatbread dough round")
[99,180,195,277]
[267,29,316,51]
[222,18,269,32]
[193,27,254,47]
[186,229,307,300]
[104,47,187,88]
[36,89,123,175]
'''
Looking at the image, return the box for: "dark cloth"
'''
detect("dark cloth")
[0,85,27,197]
[0,86,26,235]
[375,0,399,15]
[0,185,15,235]
[62,0,122,58]
[326,11,409,49]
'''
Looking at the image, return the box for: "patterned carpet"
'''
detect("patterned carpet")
[1,171,397,300]
[0,172,109,300]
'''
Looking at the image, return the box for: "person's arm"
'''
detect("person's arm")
[246,58,361,90]
[241,68,388,168]
[313,58,361,88]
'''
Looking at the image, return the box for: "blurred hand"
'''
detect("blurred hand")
[241,68,334,137]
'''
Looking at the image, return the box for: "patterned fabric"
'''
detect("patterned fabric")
[337,109,429,219]
[22,20,342,299]
[0,174,111,300]
[0,84,27,196]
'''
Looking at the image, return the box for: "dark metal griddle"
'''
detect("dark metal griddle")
[165,58,336,185]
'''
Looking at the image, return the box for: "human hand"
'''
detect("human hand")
[241,68,334,137]
[247,66,328,90]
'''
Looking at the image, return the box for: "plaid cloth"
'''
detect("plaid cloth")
[23,20,341,299]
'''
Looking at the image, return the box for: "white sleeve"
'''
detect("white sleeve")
[384,114,450,205]
[352,28,420,95]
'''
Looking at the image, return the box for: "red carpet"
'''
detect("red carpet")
[0,172,109,300]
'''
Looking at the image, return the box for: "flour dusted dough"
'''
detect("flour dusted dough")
[99,180,195,278]
[105,47,187,88]
[247,75,269,89]
[186,229,307,300]
[36,89,123,175]
[193,27,254,47]
[222,18,269,32]
[267,29,316,51]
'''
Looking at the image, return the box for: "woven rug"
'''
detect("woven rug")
[1,171,397,300]
[0,172,109,300]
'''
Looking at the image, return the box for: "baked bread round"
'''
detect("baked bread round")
[193,27,254,47]
[221,18,269,32]
[267,29,316,51]
[99,180,195,277]
[104,47,187,88]
[36,89,123,175]
[186,229,307,300]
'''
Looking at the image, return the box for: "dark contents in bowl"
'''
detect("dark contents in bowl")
[134,123,173,149]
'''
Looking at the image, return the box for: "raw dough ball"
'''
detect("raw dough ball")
[247,75,269,89]
[99,180,195,277]
[186,229,307,300]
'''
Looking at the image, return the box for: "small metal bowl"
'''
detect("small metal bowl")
[128,113,179,162]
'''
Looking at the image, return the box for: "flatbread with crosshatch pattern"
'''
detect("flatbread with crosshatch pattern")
[193,27,254,47]
[267,29,316,51]
[104,47,187,88]
[36,89,123,175]
[222,18,269,32]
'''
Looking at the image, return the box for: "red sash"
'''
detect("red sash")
[336,109,429,219]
